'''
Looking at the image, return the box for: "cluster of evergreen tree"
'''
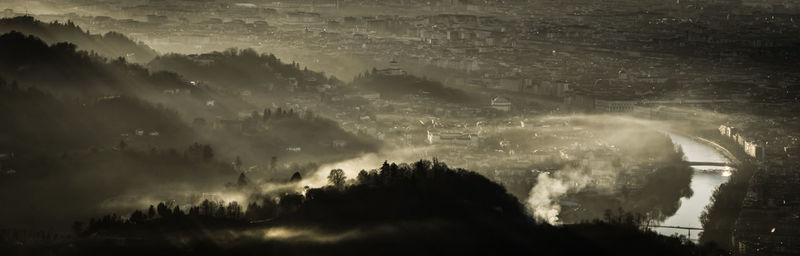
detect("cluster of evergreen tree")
[257,107,317,122]
[291,159,526,229]
[184,142,216,161]
[75,199,249,237]
[78,191,305,235]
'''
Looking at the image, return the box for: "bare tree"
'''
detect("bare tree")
[327,169,346,188]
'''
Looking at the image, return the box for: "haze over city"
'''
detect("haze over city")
[0,0,798,255]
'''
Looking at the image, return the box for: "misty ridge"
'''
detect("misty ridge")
[0,21,376,232]
[0,1,798,254]
[0,16,157,64]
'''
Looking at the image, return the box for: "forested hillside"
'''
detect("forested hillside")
[0,16,158,63]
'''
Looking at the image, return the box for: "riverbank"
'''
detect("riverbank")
[693,131,760,251]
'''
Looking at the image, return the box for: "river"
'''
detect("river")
[653,133,732,241]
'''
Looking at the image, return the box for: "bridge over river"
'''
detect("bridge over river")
[684,161,735,167]
[646,225,704,240]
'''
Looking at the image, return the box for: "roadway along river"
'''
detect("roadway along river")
[653,133,733,241]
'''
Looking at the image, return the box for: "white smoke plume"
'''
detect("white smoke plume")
[526,167,594,224]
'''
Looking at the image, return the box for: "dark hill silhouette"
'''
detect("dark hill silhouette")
[0,16,158,63]
[0,31,230,121]
[59,160,722,256]
[0,31,193,98]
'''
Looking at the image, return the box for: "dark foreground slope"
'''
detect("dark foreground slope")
[10,161,725,256]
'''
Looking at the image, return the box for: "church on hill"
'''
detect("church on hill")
[376,59,407,76]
